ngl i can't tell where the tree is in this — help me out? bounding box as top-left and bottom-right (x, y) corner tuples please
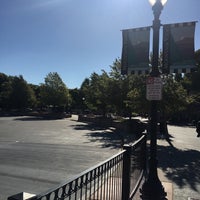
(125, 75), (149, 117)
(0, 73), (12, 110)
(78, 57), (197, 125)
(40, 72), (70, 111)
(109, 58), (124, 80)
(108, 59), (128, 115)
(0, 74), (37, 110)
(173, 49), (200, 122)
(160, 75), (188, 123)
(69, 88), (83, 112)
(29, 84), (41, 108)
(9, 75), (36, 109)
(80, 72), (111, 115)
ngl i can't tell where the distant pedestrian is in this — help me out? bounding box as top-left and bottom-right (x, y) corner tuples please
(196, 121), (200, 137)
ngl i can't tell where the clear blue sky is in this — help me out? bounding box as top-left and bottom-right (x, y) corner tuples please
(0, 0), (199, 89)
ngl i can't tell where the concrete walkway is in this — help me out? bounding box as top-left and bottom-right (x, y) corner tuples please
(156, 125), (200, 200)
(133, 124), (200, 200)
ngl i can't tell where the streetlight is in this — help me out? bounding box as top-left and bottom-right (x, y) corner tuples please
(149, 0), (167, 6)
(141, 0), (167, 199)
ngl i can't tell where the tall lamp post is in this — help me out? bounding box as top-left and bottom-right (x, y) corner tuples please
(141, 0), (167, 199)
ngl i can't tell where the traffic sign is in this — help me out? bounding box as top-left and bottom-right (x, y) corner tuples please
(146, 77), (162, 100)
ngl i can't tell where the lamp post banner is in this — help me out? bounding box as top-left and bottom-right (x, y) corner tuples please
(162, 21), (197, 74)
(121, 27), (150, 75)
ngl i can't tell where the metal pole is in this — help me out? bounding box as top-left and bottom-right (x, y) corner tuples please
(141, 1), (167, 199)
(122, 145), (131, 200)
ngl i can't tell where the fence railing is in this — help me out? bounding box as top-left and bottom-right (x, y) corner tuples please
(8, 135), (146, 200)
(122, 135), (147, 200)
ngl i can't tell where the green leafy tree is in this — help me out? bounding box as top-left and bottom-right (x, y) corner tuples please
(80, 78), (95, 112)
(40, 72), (70, 111)
(174, 49), (200, 122)
(29, 84), (41, 108)
(69, 88), (83, 112)
(0, 73), (12, 110)
(190, 54), (200, 92)
(9, 75), (36, 109)
(80, 72), (111, 115)
(78, 57), (195, 124)
(0, 74), (36, 110)
(125, 75), (149, 117)
(108, 59), (128, 115)
(160, 75), (188, 122)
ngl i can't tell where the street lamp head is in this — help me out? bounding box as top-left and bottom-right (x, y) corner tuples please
(149, 0), (167, 18)
(149, 0), (167, 6)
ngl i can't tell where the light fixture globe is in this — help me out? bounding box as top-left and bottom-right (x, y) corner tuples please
(149, 0), (167, 6)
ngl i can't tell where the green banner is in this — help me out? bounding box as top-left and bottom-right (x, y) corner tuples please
(121, 27), (150, 75)
(163, 21), (196, 74)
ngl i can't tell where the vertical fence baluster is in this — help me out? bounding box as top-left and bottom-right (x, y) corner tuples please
(108, 161), (111, 200)
(100, 165), (103, 200)
(79, 176), (83, 200)
(85, 174), (88, 200)
(92, 170), (94, 198)
(113, 158), (116, 200)
(119, 155), (122, 199)
(110, 159), (114, 200)
(105, 163), (108, 199)
(103, 163), (106, 200)
(119, 155), (123, 199)
(89, 171), (92, 198)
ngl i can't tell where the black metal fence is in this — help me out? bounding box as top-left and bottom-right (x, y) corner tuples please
(122, 135), (147, 200)
(8, 135), (146, 200)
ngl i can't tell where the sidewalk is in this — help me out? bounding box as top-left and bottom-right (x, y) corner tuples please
(133, 178), (173, 200)
(155, 125), (200, 200)
(133, 124), (200, 200)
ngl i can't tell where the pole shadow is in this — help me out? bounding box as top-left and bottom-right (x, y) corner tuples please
(157, 144), (200, 191)
(71, 123), (139, 149)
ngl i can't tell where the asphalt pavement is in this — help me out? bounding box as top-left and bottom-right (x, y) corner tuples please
(0, 115), (119, 199)
(0, 115), (200, 200)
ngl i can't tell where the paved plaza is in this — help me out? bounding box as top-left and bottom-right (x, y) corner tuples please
(157, 125), (200, 199)
(0, 115), (119, 199)
(0, 115), (200, 199)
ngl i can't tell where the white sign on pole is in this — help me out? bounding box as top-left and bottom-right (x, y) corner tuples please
(146, 77), (162, 101)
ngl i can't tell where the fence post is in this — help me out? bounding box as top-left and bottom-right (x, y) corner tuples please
(142, 135), (147, 172)
(122, 144), (131, 200)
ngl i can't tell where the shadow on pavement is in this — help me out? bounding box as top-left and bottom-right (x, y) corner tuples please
(71, 123), (139, 149)
(71, 123), (107, 131)
(157, 144), (200, 191)
(13, 116), (46, 121)
(157, 133), (174, 147)
(85, 131), (125, 149)
(13, 116), (67, 121)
